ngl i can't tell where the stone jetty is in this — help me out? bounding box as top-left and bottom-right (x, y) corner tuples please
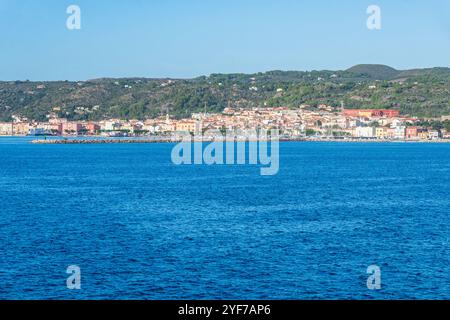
(31, 139), (176, 144)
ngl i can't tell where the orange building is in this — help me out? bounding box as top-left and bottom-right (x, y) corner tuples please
(343, 109), (400, 118)
(87, 123), (101, 134)
(406, 127), (419, 139)
(62, 122), (82, 134)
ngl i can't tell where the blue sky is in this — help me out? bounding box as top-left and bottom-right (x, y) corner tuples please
(0, 0), (449, 80)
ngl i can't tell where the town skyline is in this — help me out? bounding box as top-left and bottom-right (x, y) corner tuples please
(2, 105), (449, 142)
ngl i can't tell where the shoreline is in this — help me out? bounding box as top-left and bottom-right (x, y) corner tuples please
(28, 137), (450, 144)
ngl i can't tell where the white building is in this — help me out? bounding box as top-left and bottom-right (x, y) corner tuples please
(428, 130), (440, 140)
(393, 126), (406, 139)
(101, 120), (122, 131)
(354, 126), (376, 138)
(0, 122), (13, 135)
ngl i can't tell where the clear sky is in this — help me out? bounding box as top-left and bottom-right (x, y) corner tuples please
(0, 0), (449, 80)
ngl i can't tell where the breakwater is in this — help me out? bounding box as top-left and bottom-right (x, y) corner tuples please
(31, 138), (450, 144)
(31, 139), (176, 144)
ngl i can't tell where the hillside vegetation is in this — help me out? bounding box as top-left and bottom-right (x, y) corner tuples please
(0, 65), (449, 121)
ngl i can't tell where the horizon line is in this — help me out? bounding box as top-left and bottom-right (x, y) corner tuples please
(2, 64), (450, 83)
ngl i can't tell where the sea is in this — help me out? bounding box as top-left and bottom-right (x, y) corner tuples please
(0, 137), (449, 299)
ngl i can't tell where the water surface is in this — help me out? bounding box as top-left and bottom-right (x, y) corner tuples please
(0, 138), (449, 299)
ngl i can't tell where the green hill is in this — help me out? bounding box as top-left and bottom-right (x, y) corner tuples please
(1, 65), (449, 121)
(346, 64), (401, 80)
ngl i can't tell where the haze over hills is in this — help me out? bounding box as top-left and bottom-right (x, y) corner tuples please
(0, 64), (449, 122)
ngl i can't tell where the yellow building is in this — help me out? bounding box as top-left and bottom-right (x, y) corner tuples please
(359, 111), (373, 118)
(375, 127), (388, 139)
(175, 120), (198, 133)
(418, 130), (428, 140)
(12, 122), (31, 135)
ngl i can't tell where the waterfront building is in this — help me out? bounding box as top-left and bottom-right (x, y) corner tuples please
(385, 128), (396, 139)
(62, 122), (82, 135)
(375, 127), (389, 139)
(40, 122), (62, 135)
(87, 123), (101, 135)
(353, 126), (376, 138)
(428, 130), (440, 140)
(405, 127), (419, 139)
(0, 122), (13, 135)
(12, 122), (31, 135)
(417, 129), (429, 140)
(102, 120), (122, 132)
(442, 130), (450, 139)
(28, 128), (47, 136)
(393, 126), (406, 139)
(120, 122), (134, 133)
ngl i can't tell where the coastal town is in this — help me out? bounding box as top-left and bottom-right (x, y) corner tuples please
(0, 105), (449, 141)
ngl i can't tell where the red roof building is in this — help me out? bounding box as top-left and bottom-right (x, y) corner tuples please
(343, 109), (400, 118)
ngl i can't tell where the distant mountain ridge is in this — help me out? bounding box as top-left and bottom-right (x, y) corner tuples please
(346, 64), (450, 80)
(1, 64), (449, 121)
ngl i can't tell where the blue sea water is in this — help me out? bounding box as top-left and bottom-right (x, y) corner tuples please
(0, 137), (449, 300)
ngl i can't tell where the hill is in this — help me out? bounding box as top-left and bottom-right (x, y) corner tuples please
(0, 65), (449, 121)
(346, 64), (401, 80)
